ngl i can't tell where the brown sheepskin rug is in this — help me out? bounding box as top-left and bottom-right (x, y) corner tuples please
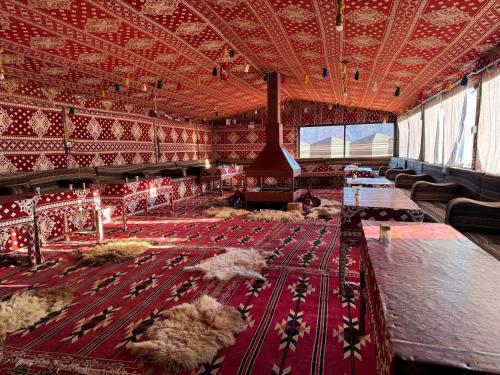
(128, 294), (246, 371)
(0, 285), (73, 344)
(305, 199), (342, 220)
(203, 206), (305, 223)
(77, 239), (156, 267)
(203, 198), (342, 222)
(185, 247), (272, 281)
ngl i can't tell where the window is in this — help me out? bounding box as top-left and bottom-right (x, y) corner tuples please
(299, 123), (394, 158)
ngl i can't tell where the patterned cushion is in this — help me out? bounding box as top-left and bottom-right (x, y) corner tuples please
(406, 160), (423, 174)
(480, 174), (500, 202)
(416, 200), (447, 223)
(422, 164), (447, 182)
(445, 168), (484, 199)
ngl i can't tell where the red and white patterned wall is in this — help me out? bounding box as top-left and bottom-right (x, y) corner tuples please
(0, 96), (214, 173)
(213, 100), (397, 160)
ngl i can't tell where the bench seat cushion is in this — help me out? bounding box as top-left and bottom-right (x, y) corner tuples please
(416, 200), (447, 223)
(480, 174), (500, 202)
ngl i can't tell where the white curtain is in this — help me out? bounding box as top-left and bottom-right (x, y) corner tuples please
(477, 67), (500, 174)
(442, 86), (467, 166)
(397, 118), (409, 157)
(423, 95), (443, 164)
(407, 110), (422, 159)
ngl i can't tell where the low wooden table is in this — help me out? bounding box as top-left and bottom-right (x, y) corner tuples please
(345, 177), (394, 188)
(339, 187), (423, 294)
(360, 221), (500, 374)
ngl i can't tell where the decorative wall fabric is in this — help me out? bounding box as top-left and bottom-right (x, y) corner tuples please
(0, 101), (66, 173)
(476, 68), (500, 174)
(213, 101), (396, 160)
(68, 113), (157, 168)
(0, 97), (214, 173)
(157, 119), (213, 163)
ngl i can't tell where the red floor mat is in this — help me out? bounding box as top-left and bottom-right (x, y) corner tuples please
(0, 189), (375, 375)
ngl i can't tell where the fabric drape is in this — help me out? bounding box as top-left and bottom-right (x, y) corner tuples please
(476, 67), (500, 174)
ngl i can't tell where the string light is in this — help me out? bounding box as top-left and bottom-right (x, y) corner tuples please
(141, 83), (147, 92)
(446, 80), (453, 91)
(244, 63), (250, 73)
(354, 70), (360, 81)
(114, 83), (121, 92)
(0, 48), (5, 80)
(212, 67), (218, 77)
(303, 74), (309, 84)
(156, 80), (164, 89)
(460, 75), (469, 86)
(322, 68), (328, 78)
(372, 82), (378, 92)
(394, 86), (401, 97)
(336, 0), (344, 32)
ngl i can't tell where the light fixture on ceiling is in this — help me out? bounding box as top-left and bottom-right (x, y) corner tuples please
(336, 0), (344, 32)
(244, 63), (250, 73)
(372, 82), (378, 92)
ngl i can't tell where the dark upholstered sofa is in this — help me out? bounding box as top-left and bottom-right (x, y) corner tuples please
(378, 157), (406, 177)
(393, 163), (500, 260)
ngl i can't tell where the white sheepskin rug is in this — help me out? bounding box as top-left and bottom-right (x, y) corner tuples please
(0, 285), (73, 344)
(128, 294), (246, 371)
(77, 239), (156, 267)
(185, 247), (270, 281)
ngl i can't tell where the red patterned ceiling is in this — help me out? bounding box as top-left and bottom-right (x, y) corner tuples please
(0, 0), (498, 118)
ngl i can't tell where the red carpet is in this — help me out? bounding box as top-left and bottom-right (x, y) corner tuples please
(0, 189), (375, 375)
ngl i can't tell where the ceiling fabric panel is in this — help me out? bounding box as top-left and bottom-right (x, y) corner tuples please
(0, 0), (497, 118)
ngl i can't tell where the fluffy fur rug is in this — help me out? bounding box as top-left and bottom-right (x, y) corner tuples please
(185, 247), (271, 281)
(0, 285), (73, 344)
(128, 295), (246, 371)
(77, 239), (156, 267)
(203, 198), (341, 222)
(305, 199), (342, 220)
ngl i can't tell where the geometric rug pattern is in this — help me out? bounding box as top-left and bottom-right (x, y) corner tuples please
(0, 189), (376, 375)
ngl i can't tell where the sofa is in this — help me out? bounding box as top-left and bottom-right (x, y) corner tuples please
(394, 164), (500, 260)
(378, 157), (406, 176)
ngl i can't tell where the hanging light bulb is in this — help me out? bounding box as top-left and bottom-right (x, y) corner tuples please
(304, 74), (309, 84)
(68, 107), (76, 115)
(336, 0), (344, 32)
(212, 67), (218, 77)
(394, 86), (401, 97)
(304, 107), (308, 114)
(460, 75), (469, 86)
(354, 70), (360, 81)
(372, 82), (378, 92)
(114, 83), (121, 92)
(156, 80), (164, 89)
(142, 83), (147, 92)
(244, 63), (250, 73)
(100, 89), (106, 97)
(263, 72), (269, 82)
(446, 80), (453, 91)
(0, 48), (4, 80)
(123, 77), (130, 86)
(328, 104), (333, 110)
(229, 49), (235, 59)
(204, 157), (211, 169)
(322, 68), (329, 78)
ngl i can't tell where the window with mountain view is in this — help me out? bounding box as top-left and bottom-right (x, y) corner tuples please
(299, 123), (395, 158)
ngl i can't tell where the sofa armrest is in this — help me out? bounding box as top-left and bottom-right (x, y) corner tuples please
(395, 174), (430, 189)
(446, 198), (500, 231)
(378, 166), (389, 176)
(386, 168), (414, 181)
(411, 181), (461, 202)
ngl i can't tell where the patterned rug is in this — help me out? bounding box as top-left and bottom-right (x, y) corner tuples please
(0, 189), (376, 375)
